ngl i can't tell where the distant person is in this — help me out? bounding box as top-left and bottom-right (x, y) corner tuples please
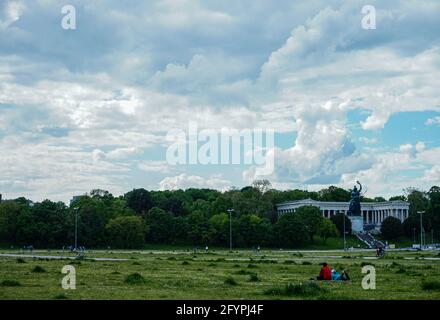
(331, 269), (341, 281)
(205, 245), (209, 253)
(376, 247), (385, 257)
(341, 270), (350, 281)
(316, 263), (332, 281)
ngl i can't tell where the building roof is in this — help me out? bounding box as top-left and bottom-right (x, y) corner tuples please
(276, 198), (409, 209)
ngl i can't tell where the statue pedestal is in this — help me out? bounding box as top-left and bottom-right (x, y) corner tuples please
(349, 216), (364, 233)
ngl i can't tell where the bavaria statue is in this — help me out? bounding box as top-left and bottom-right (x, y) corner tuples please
(347, 181), (362, 216)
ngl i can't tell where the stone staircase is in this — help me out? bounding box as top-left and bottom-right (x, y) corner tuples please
(355, 231), (385, 249)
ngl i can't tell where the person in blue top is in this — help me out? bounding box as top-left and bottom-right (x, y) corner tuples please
(331, 269), (341, 280)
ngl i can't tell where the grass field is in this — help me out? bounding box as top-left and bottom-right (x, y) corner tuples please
(1, 248), (439, 300)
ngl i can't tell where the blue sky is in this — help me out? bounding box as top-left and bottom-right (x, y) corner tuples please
(0, 0), (440, 202)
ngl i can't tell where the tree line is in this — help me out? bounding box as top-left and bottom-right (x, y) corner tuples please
(0, 182), (439, 248)
(380, 186), (440, 242)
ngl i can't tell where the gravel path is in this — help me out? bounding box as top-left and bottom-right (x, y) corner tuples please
(0, 253), (128, 261)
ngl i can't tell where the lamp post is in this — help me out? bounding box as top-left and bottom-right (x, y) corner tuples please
(227, 209), (234, 253)
(417, 211), (425, 250)
(74, 207), (79, 250)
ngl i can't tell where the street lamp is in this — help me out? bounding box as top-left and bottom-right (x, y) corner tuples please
(73, 207), (79, 250)
(227, 209), (234, 252)
(417, 211), (425, 250)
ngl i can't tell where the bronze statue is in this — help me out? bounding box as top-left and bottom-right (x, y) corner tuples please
(347, 181), (362, 216)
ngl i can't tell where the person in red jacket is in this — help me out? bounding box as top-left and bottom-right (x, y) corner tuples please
(316, 262), (332, 281)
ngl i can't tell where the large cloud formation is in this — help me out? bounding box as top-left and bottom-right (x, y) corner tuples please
(1, 0), (439, 202)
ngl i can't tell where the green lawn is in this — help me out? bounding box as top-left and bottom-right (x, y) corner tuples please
(0, 248), (439, 300)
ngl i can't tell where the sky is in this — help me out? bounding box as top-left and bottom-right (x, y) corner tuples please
(0, 0), (440, 203)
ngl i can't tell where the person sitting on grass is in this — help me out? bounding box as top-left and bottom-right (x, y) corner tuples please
(341, 270), (350, 281)
(331, 269), (341, 280)
(316, 262), (332, 281)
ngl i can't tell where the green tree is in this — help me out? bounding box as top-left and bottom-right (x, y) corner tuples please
(295, 206), (324, 242)
(273, 213), (307, 248)
(231, 187), (273, 218)
(381, 217), (403, 240)
(187, 210), (214, 245)
(124, 188), (153, 215)
(185, 199), (212, 217)
(209, 213), (229, 246)
(406, 188), (429, 216)
(318, 186), (350, 202)
(170, 216), (189, 244)
(276, 189), (319, 203)
(252, 179), (271, 194)
(157, 190), (190, 216)
(0, 201), (22, 244)
(145, 207), (175, 243)
(403, 212), (431, 239)
(330, 213), (352, 235)
(427, 186), (440, 238)
(17, 200), (69, 247)
(211, 194), (233, 217)
(389, 195), (406, 201)
(318, 219), (339, 243)
(90, 189), (113, 200)
(69, 196), (111, 247)
(106, 216), (146, 249)
(237, 214), (271, 247)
